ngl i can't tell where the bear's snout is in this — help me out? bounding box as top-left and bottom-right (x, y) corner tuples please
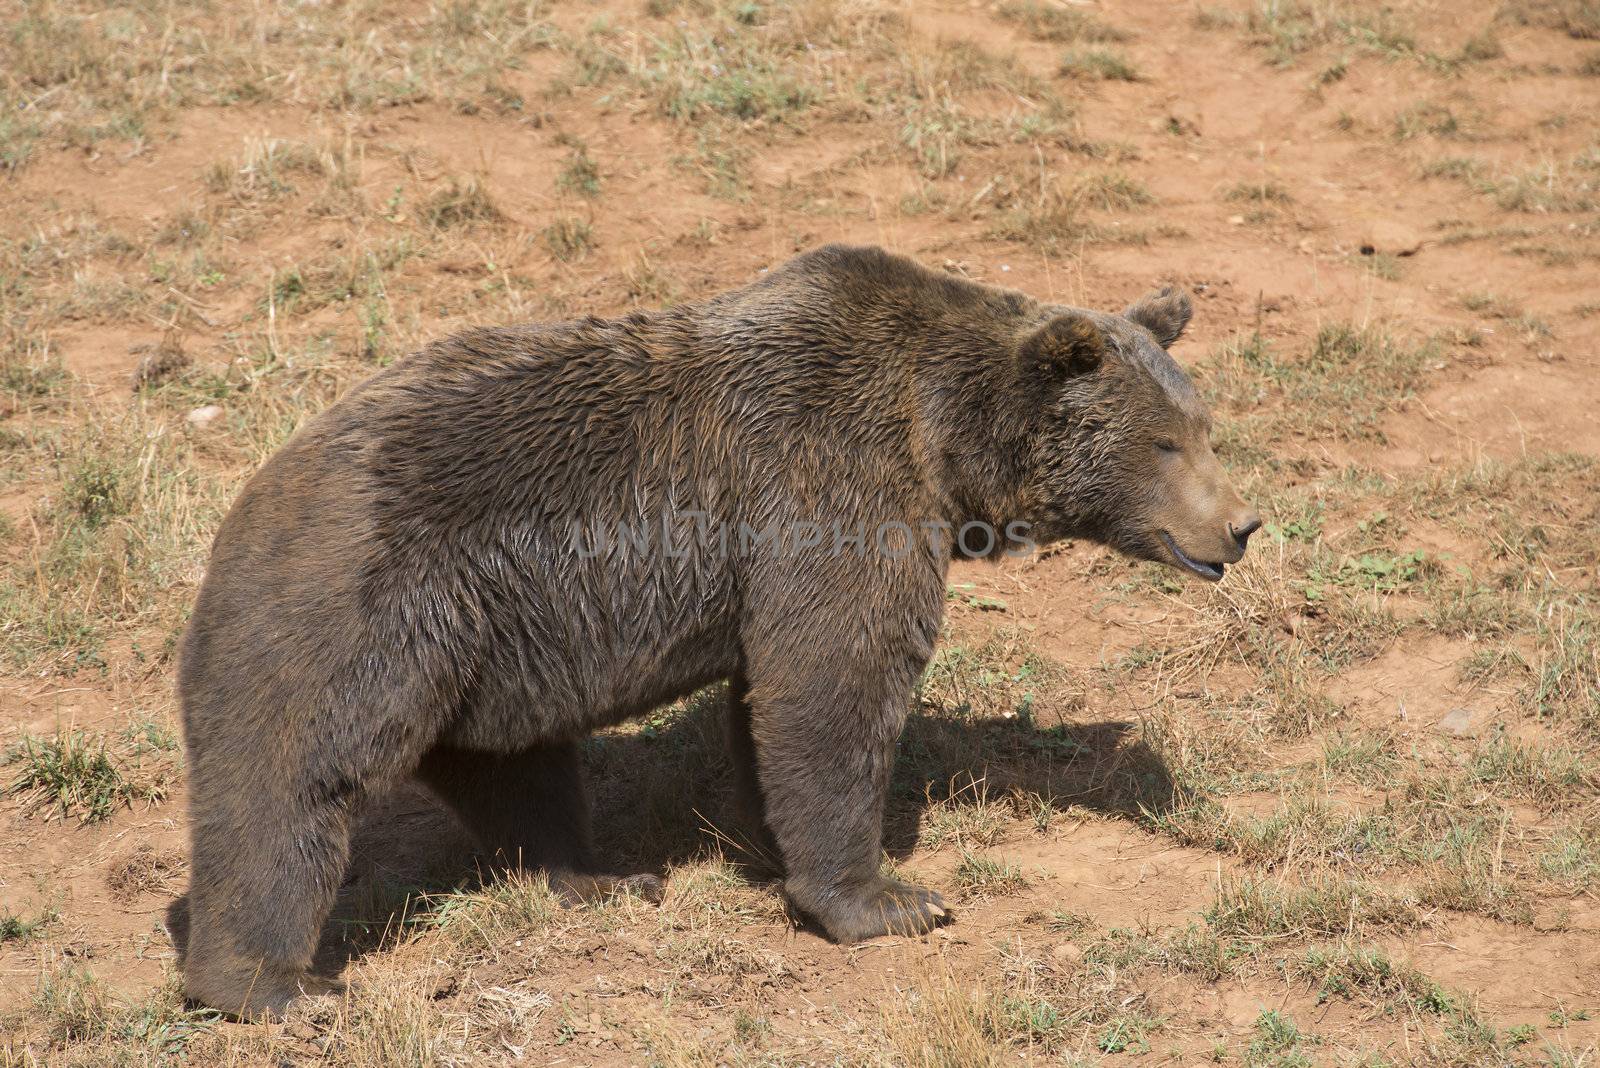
(1228, 512), (1263, 555)
(1155, 482), (1259, 581)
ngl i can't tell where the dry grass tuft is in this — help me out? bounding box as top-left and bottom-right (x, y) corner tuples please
(997, 1), (1128, 43)
(106, 845), (186, 902)
(421, 176), (505, 230)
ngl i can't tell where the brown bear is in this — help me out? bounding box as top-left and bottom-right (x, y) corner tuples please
(176, 243), (1259, 1016)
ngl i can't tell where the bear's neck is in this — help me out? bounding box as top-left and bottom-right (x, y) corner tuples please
(901, 317), (1035, 539)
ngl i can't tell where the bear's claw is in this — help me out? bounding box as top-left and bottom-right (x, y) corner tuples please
(805, 877), (951, 942)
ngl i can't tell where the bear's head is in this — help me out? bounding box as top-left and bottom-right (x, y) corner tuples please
(1015, 286), (1260, 581)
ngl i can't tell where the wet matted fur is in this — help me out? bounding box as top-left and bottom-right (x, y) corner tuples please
(176, 244), (1258, 1016)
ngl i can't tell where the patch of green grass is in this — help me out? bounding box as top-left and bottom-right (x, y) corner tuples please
(1320, 548), (1433, 594)
(679, 123), (748, 199)
(1059, 47), (1139, 81)
(0, 343), (70, 405)
(1465, 732), (1596, 807)
(1097, 1010), (1161, 1055)
(986, 174), (1168, 252)
(1150, 795), (1401, 870)
(954, 851), (1028, 896)
(997, 2), (1127, 43)
(1531, 605), (1600, 733)
(1404, 453), (1597, 584)
(1292, 941), (1452, 1014)
(1193, 7), (1243, 32)
(4, 730), (166, 823)
(1424, 583), (1527, 639)
(1458, 646), (1527, 689)
(1425, 1000), (1530, 1065)
(32, 961), (114, 1046)
(1507, 241), (1600, 268)
(122, 717), (180, 755)
(259, 241), (409, 321)
(900, 37), (1044, 98)
(918, 636), (1081, 726)
(1322, 730), (1398, 783)
(1456, 29), (1504, 62)
(920, 780), (1010, 850)
(1540, 824), (1600, 888)
(1, 905), (58, 943)
(1459, 290), (1518, 316)
(1313, 56), (1348, 84)
(1416, 849), (1535, 927)
(622, 249), (678, 307)
(205, 137), (332, 201)
(898, 100), (989, 179)
(0, 4), (566, 173)
(1509, 313), (1554, 340)
(0, 411), (238, 673)
(555, 135), (602, 198)
(1247, 1009), (1317, 1067)
(881, 969), (1099, 1063)
(0, 115), (42, 173)
(645, 19), (817, 122)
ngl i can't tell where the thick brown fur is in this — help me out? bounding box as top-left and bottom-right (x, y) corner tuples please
(176, 244), (1258, 1016)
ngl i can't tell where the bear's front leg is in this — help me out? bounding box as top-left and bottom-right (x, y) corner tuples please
(741, 614), (947, 942)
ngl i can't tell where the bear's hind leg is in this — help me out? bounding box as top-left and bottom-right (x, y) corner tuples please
(183, 769), (363, 1018)
(415, 740), (662, 902)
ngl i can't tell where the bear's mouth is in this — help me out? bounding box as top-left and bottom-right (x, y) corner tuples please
(1160, 531), (1226, 581)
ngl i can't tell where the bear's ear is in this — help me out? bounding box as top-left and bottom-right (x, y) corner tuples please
(1016, 314), (1105, 381)
(1122, 285), (1193, 349)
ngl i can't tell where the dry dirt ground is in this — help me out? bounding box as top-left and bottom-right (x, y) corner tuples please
(3, 0), (1600, 1064)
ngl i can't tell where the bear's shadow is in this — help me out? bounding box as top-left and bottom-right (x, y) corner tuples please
(165, 693), (1174, 977)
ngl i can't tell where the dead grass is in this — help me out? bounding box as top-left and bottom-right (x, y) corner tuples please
(5, 961), (217, 1064)
(953, 851), (1029, 897)
(996, 1), (1127, 43)
(1204, 874), (1425, 939)
(1500, 0), (1600, 40)
(1195, 0), (1421, 66)
(1202, 323), (1438, 446)
(105, 845), (186, 902)
(1058, 47), (1140, 81)
(421, 175), (505, 230)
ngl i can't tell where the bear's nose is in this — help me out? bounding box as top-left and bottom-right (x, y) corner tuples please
(1230, 513), (1262, 551)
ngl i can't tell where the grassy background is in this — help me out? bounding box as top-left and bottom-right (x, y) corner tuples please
(2, 0), (1599, 1064)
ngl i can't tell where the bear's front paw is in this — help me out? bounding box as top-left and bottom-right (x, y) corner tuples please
(802, 877), (950, 942)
